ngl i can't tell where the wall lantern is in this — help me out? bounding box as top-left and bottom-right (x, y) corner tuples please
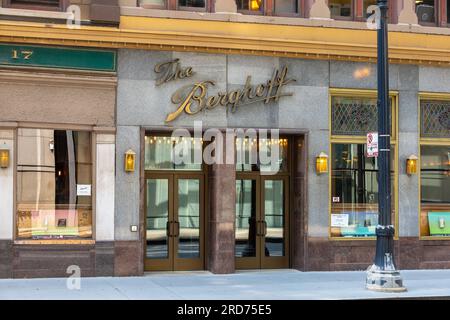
(406, 155), (418, 176)
(124, 149), (136, 172)
(316, 152), (328, 175)
(0, 147), (10, 169)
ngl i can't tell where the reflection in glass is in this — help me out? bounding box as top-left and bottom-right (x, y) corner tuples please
(416, 0), (436, 23)
(420, 145), (450, 237)
(145, 136), (202, 171)
(178, 179), (201, 258)
(179, 0), (205, 7)
(146, 179), (169, 259)
(140, 0), (165, 6)
(363, 0), (377, 18)
(329, 0), (352, 18)
(264, 180), (284, 257)
(331, 143), (395, 238)
(274, 0), (298, 14)
(16, 129), (92, 239)
(235, 180), (257, 257)
(235, 0), (263, 11)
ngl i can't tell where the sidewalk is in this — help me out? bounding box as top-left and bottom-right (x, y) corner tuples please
(1, 269), (450, 300)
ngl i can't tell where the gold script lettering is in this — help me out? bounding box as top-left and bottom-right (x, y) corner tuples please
(155, 59), (195, 86)
(165, 81), (215, 122)
(164, 66), (296, 122)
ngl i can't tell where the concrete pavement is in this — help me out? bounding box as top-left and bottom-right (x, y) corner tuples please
(1, 269), (450, 300)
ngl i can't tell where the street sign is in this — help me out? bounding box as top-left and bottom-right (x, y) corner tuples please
(367, 132), (378, 158)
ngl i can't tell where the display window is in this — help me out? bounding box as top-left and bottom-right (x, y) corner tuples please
(419, 97), (450, 239)
(329, 90), (398, 239)
(16, 128), (93, 240)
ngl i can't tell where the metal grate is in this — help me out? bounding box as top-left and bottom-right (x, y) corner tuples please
(421, 100), (450, 138)
(332, 97), (379, 136)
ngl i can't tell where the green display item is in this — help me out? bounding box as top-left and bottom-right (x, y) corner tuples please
(428, 212), (450, 236)
(341, 225), (376, 237)
(0, 43), (116, 72)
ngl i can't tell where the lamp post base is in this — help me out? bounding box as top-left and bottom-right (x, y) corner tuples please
(366, 265), (407, 292)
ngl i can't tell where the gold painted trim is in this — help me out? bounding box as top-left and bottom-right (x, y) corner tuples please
(328, 89), (399, 241)
(0, 18), (450, 66)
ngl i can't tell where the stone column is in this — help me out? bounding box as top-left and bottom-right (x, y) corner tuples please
(214, 0), (237, 13)
(208, 134), (236, 273)
(0, 129), (14, 278)
(309, 0), (331, 19)
(95, 132), (116, 276)
(114, 125), (143, 276)
(398, 0), (418, 25)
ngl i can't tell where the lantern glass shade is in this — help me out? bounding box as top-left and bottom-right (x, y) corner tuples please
(125, 150), (136, 172)
(0, 149), (9, 168)
(316, 152), (328, 174)
(406, 155), (418, 175)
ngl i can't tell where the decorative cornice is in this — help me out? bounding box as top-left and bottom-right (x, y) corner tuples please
(0, 69), (117, 88)
(0, 17), (449, 66)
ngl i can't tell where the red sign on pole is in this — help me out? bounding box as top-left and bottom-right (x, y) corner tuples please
(367, 132), (379, 158)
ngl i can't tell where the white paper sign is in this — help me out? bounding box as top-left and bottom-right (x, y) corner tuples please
(77, 184), (91, 196)
(331, 214), (349, 227)
(366, 132), (379, 158)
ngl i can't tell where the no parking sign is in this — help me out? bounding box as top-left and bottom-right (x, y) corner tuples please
(367, 132), (378, 158)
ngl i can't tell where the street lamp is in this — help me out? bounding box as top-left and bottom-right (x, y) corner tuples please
(366, 0), (406, 292)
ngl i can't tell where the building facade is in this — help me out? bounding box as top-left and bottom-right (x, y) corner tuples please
(0, 0), (450, 278)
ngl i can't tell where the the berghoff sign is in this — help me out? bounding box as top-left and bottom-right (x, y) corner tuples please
(154, 59), (296, 123)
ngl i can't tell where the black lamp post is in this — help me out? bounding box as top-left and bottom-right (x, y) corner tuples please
(366, 0), (406, 292)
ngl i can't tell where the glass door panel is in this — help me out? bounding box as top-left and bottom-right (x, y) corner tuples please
(146, 178), (172, 264)
(177, 179), (201, 259)
(263, 180), (285, 257)
(261, 177), (289, 269)
(235, 179), (258, 258)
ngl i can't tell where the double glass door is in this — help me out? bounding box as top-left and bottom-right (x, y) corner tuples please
(145, 173), (204, 271)
(235, 176), (289, 269)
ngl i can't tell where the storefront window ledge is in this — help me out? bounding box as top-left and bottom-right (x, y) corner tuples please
(419, 236), (450, 242)
(14, 240), (96, 245)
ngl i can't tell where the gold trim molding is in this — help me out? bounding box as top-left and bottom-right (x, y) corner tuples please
(0, 17), (450, 66)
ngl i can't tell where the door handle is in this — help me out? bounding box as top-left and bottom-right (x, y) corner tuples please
(166, 221), (172, 237)
(173, 221), (180, 237)
(262, 221), (267, 236)
(256, 220), (262, 237)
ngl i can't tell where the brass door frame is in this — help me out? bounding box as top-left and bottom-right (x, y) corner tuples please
(235, 174), (262, 270)
(144, 173), (174, 271)
(173, 173), (205, 271)
(260, 175), (290, 269)
(235, 175), (290, 270)
(144, 171), (205, 271)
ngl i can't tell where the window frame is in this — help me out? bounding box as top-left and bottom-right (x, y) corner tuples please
(418, 93), (450, 240)
(2, 0), (68, 11)
(328, 88), (399, 241)
(414, 0), (449, 26)
(13, 124), (96, 245)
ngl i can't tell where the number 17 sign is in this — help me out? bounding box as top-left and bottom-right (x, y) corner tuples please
(367, 132), (378, 158)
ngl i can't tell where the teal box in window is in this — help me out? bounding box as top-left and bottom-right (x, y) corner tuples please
(428, 212), (450, 236)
